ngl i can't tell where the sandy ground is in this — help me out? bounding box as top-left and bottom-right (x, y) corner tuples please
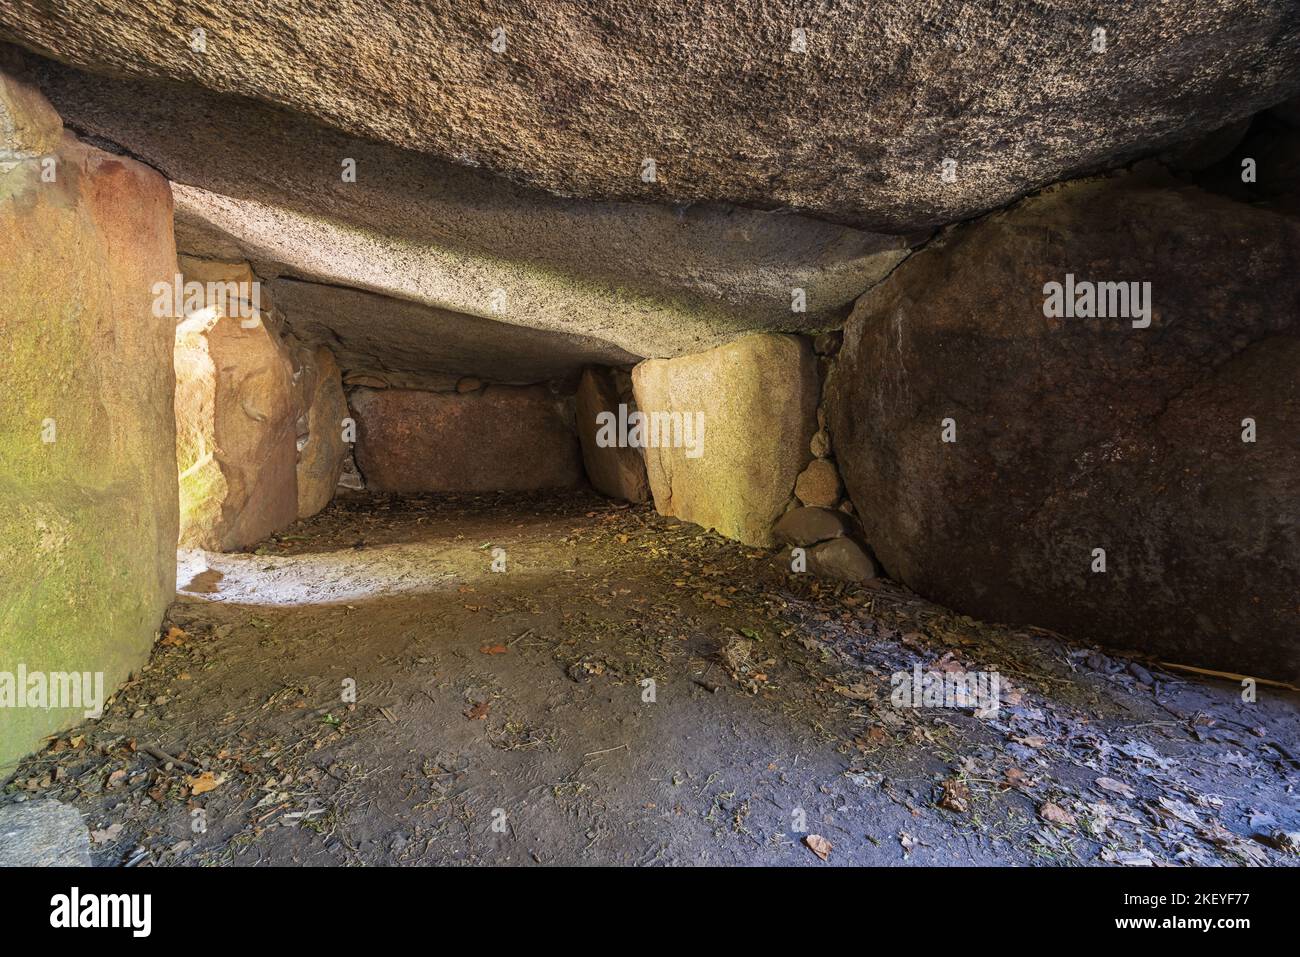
(4, 491), (1298, 866)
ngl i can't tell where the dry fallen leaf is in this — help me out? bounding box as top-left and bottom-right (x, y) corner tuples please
(1096, 776), (1136, 799)
(938, 779), (970, 813)
(1102, 848), (1157, 867)
(159, 626), (187, 647)
(1201, 822), (1270, 865)
(929, 652), (965, 674)
(479, 644), (509, 655)
(859, 726), (890, 747)
(188, 771), (224, 795)
(1155, 796), (1203, 827)
(90, 823), (123, 844)
(1262, 830), (1300, 855)
(834, 682), (876, 702)
(1003, 767), (1033, 790)
(804, 834), (833, 861)
(1039, 802), (1076, 826)
(464, 701), (490, 720)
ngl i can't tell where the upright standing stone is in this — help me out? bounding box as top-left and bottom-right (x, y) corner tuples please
(296, 345), (349, 518)
(575, 366), (650, 503)
(351, 385), (584, 493)
(173, 258), (298, 551)
(632, 334), (817, 547)
(0, 68), (178, 770)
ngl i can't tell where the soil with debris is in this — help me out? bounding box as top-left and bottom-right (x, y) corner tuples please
(4, 492), (1298, 866)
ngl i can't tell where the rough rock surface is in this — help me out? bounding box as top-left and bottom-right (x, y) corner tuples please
(10, 51), (908, 363)
(794, 459), (843, 508)
(773, 507), (853, 547)
(632, 334), (817, 547)
(174, 258), (299, 551)
(0, 48), (59, 159)
(174, 320), (226, 540)
(829, 172), (1300, 681)
(0, 800), (90, 866)
(807, 538), (879, 583)
(1181, 113), (1300, 222)
(4, 2), (1299, 229)
(271, 278), (637, 387)
(809, 430), (831, 458)
(0, 75), (177, 770)
(575, 367), (650, 504)
(351, 386), (583, 494)
(296, 345), (349, 519)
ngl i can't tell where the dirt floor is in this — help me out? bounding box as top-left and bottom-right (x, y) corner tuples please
(4, 491), (1298, 866)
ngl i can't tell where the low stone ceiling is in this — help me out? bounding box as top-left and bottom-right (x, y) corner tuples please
(3, 2), (1300, 380)
(270, 278), (639, 388)
(20, 52), (908, 364)
(3, 0), (1299, 229)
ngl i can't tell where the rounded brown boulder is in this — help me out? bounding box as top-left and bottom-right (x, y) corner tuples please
(828, 172), (1300, 682)
(794, 459), (843, 508)
(773, 506), (854, 547)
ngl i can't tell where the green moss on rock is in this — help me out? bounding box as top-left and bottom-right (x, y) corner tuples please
(0, 103), (178, 774)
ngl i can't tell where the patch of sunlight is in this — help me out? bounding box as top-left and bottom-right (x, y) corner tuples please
(175, 544), (464, 607)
